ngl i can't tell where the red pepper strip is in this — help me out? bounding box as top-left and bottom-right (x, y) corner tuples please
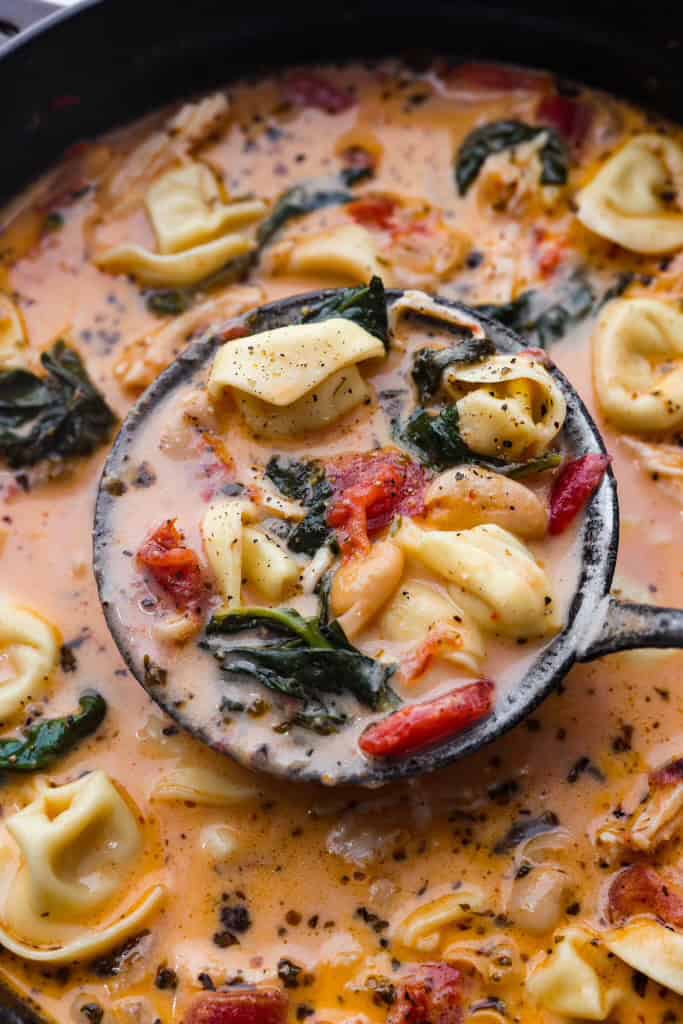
(536, 94), (594, 149)
(283, 71), (354, 114)
(548, 454), (610, 536)
(218, 323), (250, 342)
(607, 863), (683, 928)
(388, 964), (463, 1024)
(137, 519), (203, 612)
(359, 680), (495, 758)
(185, 990), (288, 1024)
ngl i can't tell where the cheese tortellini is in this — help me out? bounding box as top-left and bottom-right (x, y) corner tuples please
(592, 298), (683, 432)
(379, 579), (485, 674)
(576, 134), (683, 253)
(0, 771), (164, 963)
(151, 763), (259, 806)
(0, 596), (60, 722)
(97, 159), (263, 286)
(201, 499), (300, 607)
(284, 223), (383, 284)
(394, 886), (486, 953)
(145, 163), (266, 254)
(442, 354), (566, 460)
(526, 926), (626, 1020)
(604, 919), (683, 996)
(208, 317), (384, 436)
(0, 294), (28, 369)
(395, 520), (558, 638)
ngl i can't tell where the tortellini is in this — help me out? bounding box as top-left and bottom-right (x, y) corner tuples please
(95, 231), (254, 287)
(145, 162), (266, 254)
(0, 294), (27, 369)
(0, 771), (164, 963)
(394, 886), (486, 953)
(442, 354), (566, 460)
(0, 596), (60, 722)
(592, 298), (683, 433)
(526, 926), (625, 1020)
(208, 317), (384, 436)
(330, 540), (404, 639)
(395, 520), (558, 637)
(379, 579), (485, 674)
(284, 223), (383, 283)
(576, 134), (683, 253)
(241, 526), (300, 600)
(424, 465), (549, 539)
(604, 919), (683, 996)
(151, 764), (259, 806)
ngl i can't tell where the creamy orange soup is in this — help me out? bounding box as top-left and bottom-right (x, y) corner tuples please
(1, 58), (683, 1024)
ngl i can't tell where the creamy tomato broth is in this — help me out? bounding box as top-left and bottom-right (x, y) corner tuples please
(0, 58), (683, 1024)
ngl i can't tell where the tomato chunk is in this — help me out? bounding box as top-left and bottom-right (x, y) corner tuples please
(548, 454), (610, 535)
(137, 519), (203, 612)
(537, 94), (593, 149)
(607, 863), (683, 928)
(283, 71), (354, 114)
(388, 964), (463, 1024)
(326, 451), (427, 558)
(348, 197), (398, 231)
(444, 61), (550, 94)
(185, 989), (288, 1024)
(359, 680), (494, 758)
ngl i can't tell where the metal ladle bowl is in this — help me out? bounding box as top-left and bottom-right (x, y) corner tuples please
(93, 288), (683, 786)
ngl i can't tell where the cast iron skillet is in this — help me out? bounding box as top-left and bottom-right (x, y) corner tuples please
(2, 0), (683, 1019)
(93, 290), (683, 788)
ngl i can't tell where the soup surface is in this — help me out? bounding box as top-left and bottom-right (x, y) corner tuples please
(1, 58), (683, 1024)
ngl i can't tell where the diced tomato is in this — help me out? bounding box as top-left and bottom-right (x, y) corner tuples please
(185, 989), (288, 1024)
(548, 454), (610, 536)
(444, 61), (550, 94)
(607, 863), (683, 928)
(137, 519), (203, 612)
(359, 680), (494, 759)
(388, 964), (463, 1024)
(283, 72), (354, 114)
(537, 94), (593, 150)
(401, 623), (465, 684)
(348, 196), (398, 232)
(326, 451), (428, 558)
(537, 243), (564, 278)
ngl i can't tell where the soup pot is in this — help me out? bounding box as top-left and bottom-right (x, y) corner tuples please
(1, 1), (683, 1019)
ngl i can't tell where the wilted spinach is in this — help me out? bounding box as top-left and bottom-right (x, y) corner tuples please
(302, 276), (389, 349)
(205, 606), (398, 734)
(265, 455), (333, 556)
(411, 335), (496, 402)
(0, 341), (117, 468)
(493, 811), (560, 854)
(456, 120), (568, 196)
(257, 176), (354, 248)
(395, 404), (561, 478)
(0, 692), (107, 772)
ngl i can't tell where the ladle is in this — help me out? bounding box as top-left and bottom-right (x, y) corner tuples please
(93, 288), (683, 786)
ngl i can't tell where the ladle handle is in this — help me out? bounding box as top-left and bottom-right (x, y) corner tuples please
(579, 598), (683, 662)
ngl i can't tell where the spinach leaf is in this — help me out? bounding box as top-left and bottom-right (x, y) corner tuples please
(0, 692), (107, 772)
(302, 276), (389, 348)
(396, 405), (472, 469)
(395, 405), (561, 478)
(257, 179), (353, 249)
(208, 645), (396, 713)
(455, 120), (569, 196)
(265, 455), (333, 557)
(0, 341), (117, 468)
(146, 288), (194, 317)
(476, 272), (595, 349)
(412, 336), (496, 402)
(494, 811), (560, 855)
(205, 605), (398, 729)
